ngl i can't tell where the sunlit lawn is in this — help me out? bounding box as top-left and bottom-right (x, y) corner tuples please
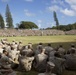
(0, 35), (76, 45)
(0, 35), (76, 75)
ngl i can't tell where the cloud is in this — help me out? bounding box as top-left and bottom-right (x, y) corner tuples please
(59, 0), (76, 16)
(1, 0), (10, 2)
(37, 20), (42, 23)
(46, 1), (76, 16)
(46, 5), (60, 12)
(60, 8), (75, 16)
(37, 20), (42, 28)
(51, 0), (65, 6)
(51, 23), (56, 27)
(65, 0), (76, 5)
(38, 24), (41, 28)
(24, 9), (35, 17)
(25, 0), (33, 2)
(71, 5), (76, 11)
(65, 0), (76, 11)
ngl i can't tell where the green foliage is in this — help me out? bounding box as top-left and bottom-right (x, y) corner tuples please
(52, 22), (76, 31)
(18, 21), (38, 29)
(0, 14), (5, 28)
(53, 11), (59, 29)
(5, 4), (14, 28)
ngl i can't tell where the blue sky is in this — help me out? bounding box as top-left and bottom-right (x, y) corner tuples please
(0, 0), (76, 28)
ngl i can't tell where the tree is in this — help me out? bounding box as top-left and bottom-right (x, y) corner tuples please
(18, 21), (38, 29)
(0, 14), (5, 28)
(53, 11), (59, 29)
(73, 23), (76, 29)
(51, 22), (76, 31)
(5, 4), (14, 28)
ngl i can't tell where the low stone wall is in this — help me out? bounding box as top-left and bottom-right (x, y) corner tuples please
(65, 30), (76, 35)
(0, 29), (75, 37)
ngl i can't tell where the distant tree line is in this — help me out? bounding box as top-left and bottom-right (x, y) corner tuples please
(46, 23), (76, 31)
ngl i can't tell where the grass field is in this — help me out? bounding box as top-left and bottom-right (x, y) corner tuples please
(0, 35), (76, 50)
(0, 35), (76, 75)
(0, 35), (76, 44)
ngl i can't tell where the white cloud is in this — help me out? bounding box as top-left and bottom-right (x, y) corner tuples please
(25, 0), (33, 2)
(51, 23), (55, 27)
(71, 5), (76, 11)
(24, 9), (35, 17)
(47, 5), (60, 12)
(46, 0), (76, 17)
(37, 20), (42, 23)
(51, 0), (65, 6)
(65, 0), (76, 5)
(62, 0), (76, 16)
(25, 12), (35, 17)
(65, 0), (76, 11)
(60, 8), (75, 16)
(38, 24), (41, 28)
(1, 0), (10, 2)
(37, 20), (42, 28)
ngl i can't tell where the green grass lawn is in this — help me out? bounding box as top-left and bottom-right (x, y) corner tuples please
(0, 35), (76, 75)
(0, 35), (76, 45)
(0, 35), (76, 50)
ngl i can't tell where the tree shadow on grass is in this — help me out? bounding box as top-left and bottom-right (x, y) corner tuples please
(33, 42), (76, 50)
(32, 42), (76, 75)
(17, 42), (76, 75)
(16, 69), (38, 75)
